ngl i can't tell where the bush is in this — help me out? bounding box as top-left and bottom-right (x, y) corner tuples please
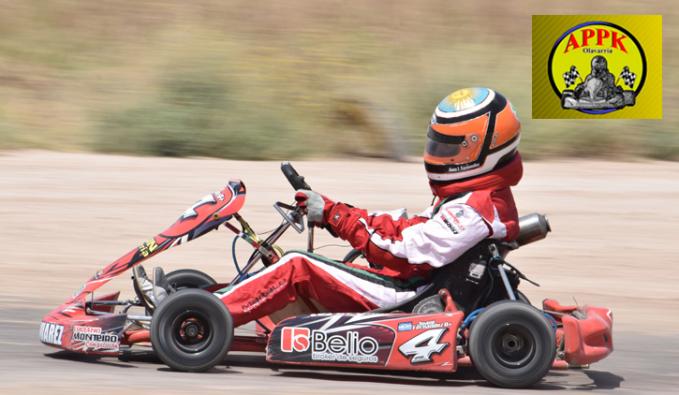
(94, 68), (304, 159)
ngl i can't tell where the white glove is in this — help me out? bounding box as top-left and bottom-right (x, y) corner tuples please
(295, 189), (325, 224)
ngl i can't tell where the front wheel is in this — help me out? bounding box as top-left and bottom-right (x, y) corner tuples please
(469, 301), (555, 388)
(151, 289), (233, 372)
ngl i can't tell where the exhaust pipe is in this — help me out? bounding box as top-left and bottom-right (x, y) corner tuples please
(516, 213), (551, 247)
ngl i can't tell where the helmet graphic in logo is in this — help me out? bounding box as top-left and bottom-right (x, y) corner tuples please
(548, 21), (646, 114)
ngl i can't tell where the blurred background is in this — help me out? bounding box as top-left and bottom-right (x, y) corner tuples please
(0, 0), (676, 161)
(1, 2), (679, 393)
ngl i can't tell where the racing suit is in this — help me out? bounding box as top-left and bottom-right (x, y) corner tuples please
(219, 154), (523, 327)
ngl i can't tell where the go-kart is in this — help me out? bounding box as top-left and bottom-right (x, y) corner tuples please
(40, 162), (613, 388)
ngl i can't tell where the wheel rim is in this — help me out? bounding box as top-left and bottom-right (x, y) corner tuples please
(170, 309), (213, 353)
(491, 323), (536, 368)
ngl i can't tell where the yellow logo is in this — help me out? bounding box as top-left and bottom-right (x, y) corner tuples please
(532, 15), (662, 119)
(549, 21), (644, 114)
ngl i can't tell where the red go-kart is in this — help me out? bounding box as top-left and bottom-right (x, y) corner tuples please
(40, 163), (613, 388)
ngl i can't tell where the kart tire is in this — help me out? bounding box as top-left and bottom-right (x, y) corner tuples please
(516, 290), (531, 305)
(165, 269), (217, 290)
(412, 294), (444, 314)
(469, 300), (555, 388)
(151, 289), (233, 372)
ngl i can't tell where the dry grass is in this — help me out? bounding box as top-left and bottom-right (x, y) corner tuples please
(0, 0), (676, 159)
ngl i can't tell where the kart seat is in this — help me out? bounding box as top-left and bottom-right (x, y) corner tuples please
(367, 240), (500, 314)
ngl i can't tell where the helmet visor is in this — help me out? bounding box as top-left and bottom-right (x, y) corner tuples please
(425, 139), (462, 158)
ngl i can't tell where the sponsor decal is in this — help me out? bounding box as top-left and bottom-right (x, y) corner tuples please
(443, 208), (467, 234)
(444, 162), (480, 173)
(397, 322), (413, 332)
(532, 15), (662, 119)
(281, 327), (380, 364)
(71, 326), (119, 351)
(414, 320), (451, 330)
(138, 239), (159, 258)
(281, 327), (310, 352)
(398, 328), (448, 364)
(270, 315), (396, 366)
(311, 331), (379, 363)
(441, 216), (459, 235)
(242, 279), (286, 313)
(39, 322), (64, 346)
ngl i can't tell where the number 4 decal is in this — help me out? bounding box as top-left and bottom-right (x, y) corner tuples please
(398, 328), (448, 364)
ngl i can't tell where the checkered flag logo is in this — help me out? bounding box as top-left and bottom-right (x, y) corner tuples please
(619, 66), (636, 88)
(562, 66), (580, 88)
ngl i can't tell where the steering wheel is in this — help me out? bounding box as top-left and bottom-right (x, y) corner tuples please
(281, 162), (346, 252)
(272, 162), (312, 234)
(280, 162), (311, 191)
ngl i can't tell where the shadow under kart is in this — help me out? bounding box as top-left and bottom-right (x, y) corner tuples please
(40, 162), (613, 388)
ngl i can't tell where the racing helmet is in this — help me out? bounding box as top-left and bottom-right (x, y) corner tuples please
(425, 87), (520, 183)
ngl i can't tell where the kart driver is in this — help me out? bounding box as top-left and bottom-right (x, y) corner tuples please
(220, 87), (523, 327)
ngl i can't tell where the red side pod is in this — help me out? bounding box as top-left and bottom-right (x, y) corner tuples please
(266, 311), (464, 373)
(385, 312), (463, 372)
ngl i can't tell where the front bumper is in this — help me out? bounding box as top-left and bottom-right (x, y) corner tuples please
(543, 299), (613, 366)
(40, 292), (127, 356)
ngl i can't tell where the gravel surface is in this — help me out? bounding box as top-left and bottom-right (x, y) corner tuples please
(1, 151), (678, 393)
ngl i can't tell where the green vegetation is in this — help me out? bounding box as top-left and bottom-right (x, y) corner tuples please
(1, 1), (677, 160)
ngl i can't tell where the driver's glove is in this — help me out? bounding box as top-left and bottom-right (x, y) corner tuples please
(295, 189), (326, 225)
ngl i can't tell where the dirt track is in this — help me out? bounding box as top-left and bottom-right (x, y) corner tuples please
(1, 151), (678, 394)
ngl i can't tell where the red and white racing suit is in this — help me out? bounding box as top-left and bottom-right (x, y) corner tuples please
(219, 183), (521, 327)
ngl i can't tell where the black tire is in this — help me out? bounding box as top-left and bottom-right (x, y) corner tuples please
(151, 289), (233, 372)
(412, 294), (444, 314)
(516, 290), (531, 305)
(469, 301), (555, 388)
(165, 269), (217, 290)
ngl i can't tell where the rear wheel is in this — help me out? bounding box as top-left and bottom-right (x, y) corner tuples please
(469, 301), (555, 388)
(516, 290), (531, 305)
(412, 294), (444, 314)
(165, 269), (217, 290)
(151, 289), (233, 372)
(412, 290), (530, 314)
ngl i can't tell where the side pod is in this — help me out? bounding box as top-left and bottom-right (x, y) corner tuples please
(266, 311), (464, 372)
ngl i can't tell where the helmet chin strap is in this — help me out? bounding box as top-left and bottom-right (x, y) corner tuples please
(429, 152), (523, 198)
